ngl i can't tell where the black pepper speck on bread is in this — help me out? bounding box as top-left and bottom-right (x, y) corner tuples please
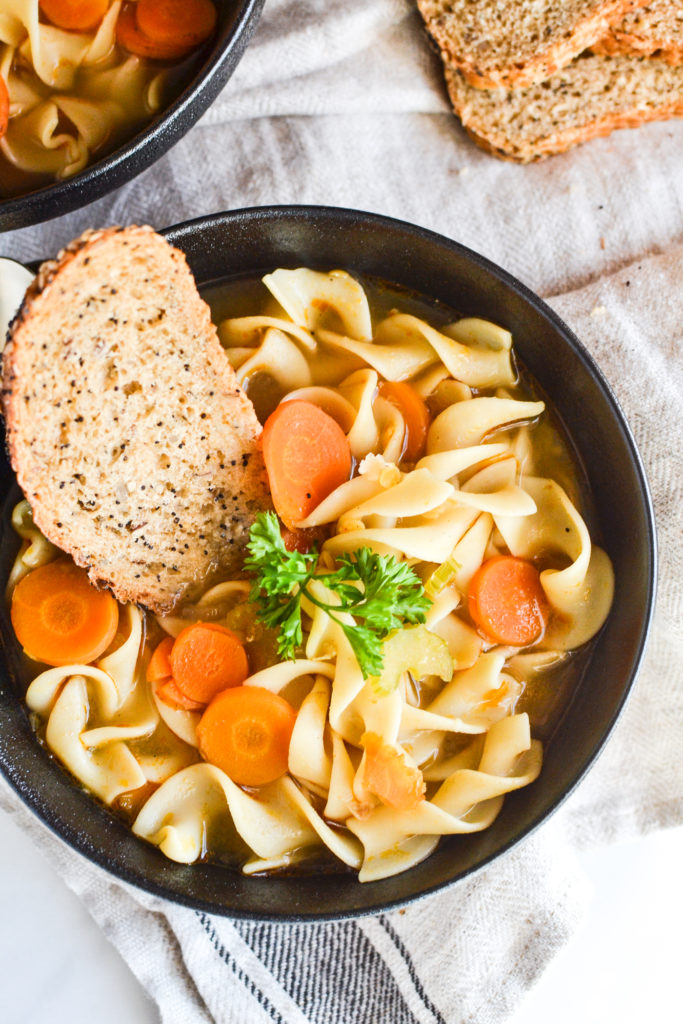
(2, 226), (271, 612)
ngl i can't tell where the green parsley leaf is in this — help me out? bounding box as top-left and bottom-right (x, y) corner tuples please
(245, 512), (430, 678)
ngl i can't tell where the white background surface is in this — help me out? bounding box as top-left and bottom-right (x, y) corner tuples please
(0, 806), (679, 1024)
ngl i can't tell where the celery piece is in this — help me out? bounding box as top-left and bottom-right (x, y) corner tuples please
(370, 625), (453, 697)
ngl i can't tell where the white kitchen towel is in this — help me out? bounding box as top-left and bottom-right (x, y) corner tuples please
(0, 2), (682, 1023)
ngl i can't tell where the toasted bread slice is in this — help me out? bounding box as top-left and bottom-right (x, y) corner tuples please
(418, 0), (650, 89)
(591, 0), (683, 65)
(444, 53), (683, 162)
(2, 226), (270, 613)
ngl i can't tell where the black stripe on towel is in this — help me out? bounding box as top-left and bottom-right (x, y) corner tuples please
(236, 919), (422, 1024)
(378, 915), (447, 1024)
(198, 912), (287, 1024)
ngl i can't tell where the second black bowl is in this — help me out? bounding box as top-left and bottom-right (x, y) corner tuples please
(0, 0), (264, 232)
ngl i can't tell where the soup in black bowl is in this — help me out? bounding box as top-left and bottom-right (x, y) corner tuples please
(0, 207), (656, 920)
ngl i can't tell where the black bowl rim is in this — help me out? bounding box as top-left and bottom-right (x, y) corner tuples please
(0, 0), (265, 233)
(0, 205), (657, 921)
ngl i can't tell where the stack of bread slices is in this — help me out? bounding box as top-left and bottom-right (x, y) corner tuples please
(417, 0), (683, 161)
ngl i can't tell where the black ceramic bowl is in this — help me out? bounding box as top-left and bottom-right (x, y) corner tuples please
(0, 1), (264, 232)
(0, 207), (656, 920)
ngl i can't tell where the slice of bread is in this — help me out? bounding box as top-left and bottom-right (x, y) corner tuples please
(2, 226), (270, 613)
(417, 0), (650, 89)
(445, 53), (683, 162)
(591, 0), (683, 65)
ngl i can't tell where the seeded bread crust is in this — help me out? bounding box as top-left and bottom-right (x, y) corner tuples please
(418, 0), (650, 89)
(444, 54), (683, 162)
(591, 0), (683, 65)
(2, 226), (271, 612)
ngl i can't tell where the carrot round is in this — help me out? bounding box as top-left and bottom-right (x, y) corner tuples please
(0, 76), (9, 142)
(169, 622), (248, 704)
(40, 0), (109, 31)
(262, 400), (352, 528)
(136, 0), (217, 51)
(156, 678), (205, 711)
(116, 3), (195, 60)
(11, 559), (119, 666)
(378, 381), (430, 462)
(197, 685), (297, 787)
(468, 555), (549, 646)
(146, 636), (174, 682)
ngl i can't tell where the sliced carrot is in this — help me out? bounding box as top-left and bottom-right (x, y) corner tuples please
(136, 0), (217, 51)
(197, 685), (297, 787)
(262, 400), (352, 529)
(40, 0), (109, 31)
(169, 622), (248, 704)
(378, 381), (430, 462)
(156, 677), (205, 711)
(11, 559), (119, 667)
(0, 76), (8, 142)
(116, 3), (194, 59)
(147, 637), (205, 708)
(146, 636), (174, 683)
(468, 555), (549, 646)
(362, 732), (425, 811)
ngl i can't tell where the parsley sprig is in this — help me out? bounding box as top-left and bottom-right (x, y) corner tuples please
(245, 512), (430, 678)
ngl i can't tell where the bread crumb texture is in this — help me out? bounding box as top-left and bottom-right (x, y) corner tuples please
(591, 0), (683, 64)
(445, 54), (683, 161)
(418, 0), (651, 88)
(2, 226), (271, 612)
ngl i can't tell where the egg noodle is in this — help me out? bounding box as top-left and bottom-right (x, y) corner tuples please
(10, 269), (614, 882)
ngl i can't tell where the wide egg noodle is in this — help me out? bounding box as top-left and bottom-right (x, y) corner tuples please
(324, 732), (358, 821)
(324, 503), (479, 563)
(495, 477), (615, 649)
(416, 442), (508, 481)
(2, 100), (87, 177)
(317, 318), (438, 381)
(262, 269), (373, 340)
(372, 395), (406, 465)
(317, 312), (515, 388)
(149, 675), (201, 748)
(288, 674), (333, 791)
(377, 314), (515, 388)
(338, 467), (453, 528)
(339, 368), (381, 457)
(427, 397), (545, 452)
(219, 315), (317, 353)
(6, 499), (57, 594)
(44, 674), (147, 802)
(412, 652), (523, 734)
(133, 764), (319, 865)
(348, 713), (541, 882)
(234, 327), (313, 393)
(132, 763), (363, 870)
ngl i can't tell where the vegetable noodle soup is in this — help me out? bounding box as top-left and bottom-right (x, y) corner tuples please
(0, 0), (218, 198)
(6, 269), (614, 883)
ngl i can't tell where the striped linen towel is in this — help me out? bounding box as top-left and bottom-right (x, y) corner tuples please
(0, 2), (682, 1022)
